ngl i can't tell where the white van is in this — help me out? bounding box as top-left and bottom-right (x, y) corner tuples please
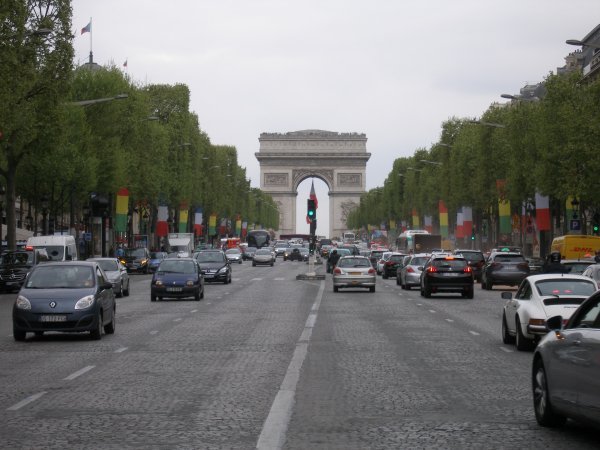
(26, 235), (78, 261)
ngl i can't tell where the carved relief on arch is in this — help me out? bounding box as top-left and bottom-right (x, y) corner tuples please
(292, 169), (333, 191)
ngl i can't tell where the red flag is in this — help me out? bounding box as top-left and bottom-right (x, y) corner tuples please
(81, 21), (91, 35)
(309, 180), (318, 209)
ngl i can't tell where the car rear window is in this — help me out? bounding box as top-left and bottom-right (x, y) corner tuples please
(411, 257), (429, 266)
(338, 258), (371, 268)
(432, 259), (467, 269)
(459, 252), (484, 262)
(494, 255), (526, 263)
(536, 279), (597, 297)
(389, 255), (404, 262)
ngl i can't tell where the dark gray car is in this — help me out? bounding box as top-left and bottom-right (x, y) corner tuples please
(532, 290), (600, 428)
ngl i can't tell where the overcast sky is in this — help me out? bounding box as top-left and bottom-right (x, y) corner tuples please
(72, 0), (599, 236)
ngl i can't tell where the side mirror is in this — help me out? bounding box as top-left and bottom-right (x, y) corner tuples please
(546, 315), (564, 332)
(102, 282), (113, 291)
(501, 292), (512, 300)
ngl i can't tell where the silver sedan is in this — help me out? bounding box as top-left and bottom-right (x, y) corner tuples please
(252, 248), (275, 266)
(332, 256), (376, 293)
(532, 290), (600, 428)
(87, 257), (130, 297)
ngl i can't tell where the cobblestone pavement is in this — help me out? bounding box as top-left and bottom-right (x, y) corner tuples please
(0, 262), (597, 449)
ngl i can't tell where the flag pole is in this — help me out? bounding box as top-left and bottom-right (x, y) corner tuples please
(89, 17), (93, 63)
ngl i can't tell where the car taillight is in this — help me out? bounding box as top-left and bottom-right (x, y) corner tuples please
(517, 263), (529, 271)
(528, 318), (545, 326)
(427, 266), (438, 273)
(368, 268), (376, 274)
(463, 266), (472, 273)
(333, 267), (342, 274)
(385, 261), (394, 266)
(407, 267), (415, 273)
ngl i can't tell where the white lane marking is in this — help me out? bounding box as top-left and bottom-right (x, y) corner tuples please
(149, 330), (159, 335)
(445, 319), (454, 323)
(251, 278), (263, 282)
(500, 347), (514, 353)
(114, 347), (128, 353)
(232, 278), (241, 281)
(416, 303), (422, 306)
(64, 365), (95, 381)
(7, 391), (47, 411)
(190, 309), (198, 313)
(429, 310), (436, 314)
(257, 280), (325, 449)
(173, 318), (182, 322)
(274, 277), (285, 281)
(469, 331), (480, 336)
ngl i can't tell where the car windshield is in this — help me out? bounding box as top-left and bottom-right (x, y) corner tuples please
(535, 279), (596, 296)
(196, 252), (225, 263)
(338, 258), (370, 268)
(96, 260), (119, 272)
(410, 257), (429, 266)
(26, 265), (95, 289)
(226, 249), (241, 254)
(150, 252), (164, 259)
(43, 246), (65, 261)
(256, 249), (271, 255)
(1, 252), (33, 265)
(495, 255), (525, 263)
(158, 260), (197, 274)
(125, 248), (147, 258)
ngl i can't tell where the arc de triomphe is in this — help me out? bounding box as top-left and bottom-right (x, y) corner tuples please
(255, 130), (370, 239)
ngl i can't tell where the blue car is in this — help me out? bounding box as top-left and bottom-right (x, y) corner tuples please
(148, 251), (167, 273)
(151, 258), (204, 302)
(12, 261), (116, 341)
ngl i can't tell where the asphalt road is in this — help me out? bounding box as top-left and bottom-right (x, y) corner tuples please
(0, 260), (597, 449)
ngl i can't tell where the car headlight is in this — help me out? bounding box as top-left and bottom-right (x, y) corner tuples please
(140, 259), (148, 265)
(155, 280), (163, 286)
(186, 280), (195, 286)
(218, 267), (228, 274)
(16, 295), (31, 310)
(75, 295), (95, 310)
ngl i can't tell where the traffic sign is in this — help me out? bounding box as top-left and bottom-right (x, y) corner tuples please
(570, 219), (581, 231)
(83, 232), (92, 241)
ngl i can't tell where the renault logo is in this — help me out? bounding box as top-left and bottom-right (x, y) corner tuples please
(49, 301), (57, 308)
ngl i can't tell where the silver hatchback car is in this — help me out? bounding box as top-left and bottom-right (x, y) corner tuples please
(397, 253), (430, 290)
(332, 256), (376, 293)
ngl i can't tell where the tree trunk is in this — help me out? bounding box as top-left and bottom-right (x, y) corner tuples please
(6, 166), (16, 250)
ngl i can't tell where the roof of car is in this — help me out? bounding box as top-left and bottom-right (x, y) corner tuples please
(525, 273), (595, 282)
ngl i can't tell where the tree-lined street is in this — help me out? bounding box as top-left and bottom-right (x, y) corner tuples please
(1, 262), (597, 448)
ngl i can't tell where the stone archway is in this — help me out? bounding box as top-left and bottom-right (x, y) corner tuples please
(255, 130), (370, 239)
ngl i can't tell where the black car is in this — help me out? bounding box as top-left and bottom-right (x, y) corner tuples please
(12, 261), (116, 341)
(150, 258), (204, 302)
(194, 250), (232, 284)
(0, 248), (49, 293)
(287, 248), (304, 261)
(382, 253), (407, 279)
(122, 247), (151, 274)
(453, 249), (485, 282)
(420, 255), (474, 298)
(481, 252), (530, 290)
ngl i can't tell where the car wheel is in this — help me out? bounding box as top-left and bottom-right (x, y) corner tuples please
(270, 262), (274, 266)
(502, 312), (515, 345)
(369, 286), (375, 293)
(194, 290), (200, 301)
(13, 328), (26, 341)
(200, 286), (204, 299)
(515, 316), (534, 351)
(533, 358), (567, 427)
(227, 273), (232, 284)
(463, 287), (474, 299)
(239, 260), (242, 264)
(420, 286), (425, 297)
(484, 277), (493, 290)
(123, 281), (130, 296)
(423, 285), (431, 298)
(333, 286), (339, 292)
(116, 282), (123, 298)
(382, 273), (388, 279)
(151, 295), (157, 302)
(90, 311), (102, 340)
(252, 262), (256, 267)
(480, 279), (487, 290)
(104, 306), (115, 334)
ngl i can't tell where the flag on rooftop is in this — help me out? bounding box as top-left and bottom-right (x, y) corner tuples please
(81, 21), (91, 35)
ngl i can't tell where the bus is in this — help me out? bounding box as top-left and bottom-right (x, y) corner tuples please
(247, 230), (271, 249)
(396, 230), (441, 254)
(342, 231), (356, 243)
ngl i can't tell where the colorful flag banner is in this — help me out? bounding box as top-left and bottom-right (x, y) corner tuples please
(535, 192), (551, 231)
(462, 206), (473, 237)
(439, 201), (448, 238)
(208, 213), (217, 236)
(114, 188), (129, 233)
(424, 216), (433, 233)
(389, 219), (396, 230)
(194, 208), (203, 236)
(235, 217), (242, 236)
(499, 200), (512, 234)
(456, 209), (464, 239)
(156, 204), (169, 237)
(241, 221), (248, 238)
(81, 20), (91, 35)
(178, 202), (188, 233)
(412, 208), (420, 228)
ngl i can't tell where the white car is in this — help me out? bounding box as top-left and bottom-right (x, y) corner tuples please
(376, 251), (393, 275)
(501, 274), (598, 351)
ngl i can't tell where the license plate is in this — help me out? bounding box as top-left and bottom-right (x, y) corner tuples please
(40, 315), (67, 322)
(350, 272), (362, 275)
(167, 287), (182, 292)
(445, 273), (460, 276)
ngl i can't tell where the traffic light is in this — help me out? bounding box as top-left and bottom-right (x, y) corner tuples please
(471, 227), (476, 241)
(593, 214), (600, 235)
(307, 199), (316, 221)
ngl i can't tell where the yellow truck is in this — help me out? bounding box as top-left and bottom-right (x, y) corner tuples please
(550, 234), (600, 259)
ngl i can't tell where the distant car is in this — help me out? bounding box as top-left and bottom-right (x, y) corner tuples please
(243, 246), (257, 261)
(481, 252), (529, 290)
(0, 247), (49, 293)
(376, 251), (393, 275)
(420, 254), (474, 299)
(287, 248), (304, 262)
(326, 248), (352, 273)
(526, 257), (545, 275)
(87, 257), (130, 298)
(225, 248), (243, 264)
(151, 258), (204, 302)
(560, 259), (594, 275)
(273, 242), (288, 258)
(532, 290), (600, 428)
(252, 248), (275, 266)
(382, 253), (407, 279)
(148, 251), (167, 273)
(194, 250), (232, 284)
(453, 249), (485, 282)
(582, 263), (600, 284)
(398, 253), (430, 289)
(320, 244), (333, 258)
(332, 255), (376, 293)
(12, 261), (116, 341)
(122, 247), (151, 274)
(501, 274), (598, 351)
(368, 249), (388, 269)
